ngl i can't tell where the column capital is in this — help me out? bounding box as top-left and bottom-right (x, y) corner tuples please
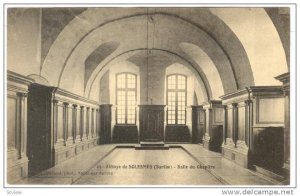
(72, 104), (78, 108)
(232, 103), (238, 107)
(282, 86), (290, 96)
(63, 102), (69, 106)
(244, 99), (253, 105)
(16, 92), (28, 99)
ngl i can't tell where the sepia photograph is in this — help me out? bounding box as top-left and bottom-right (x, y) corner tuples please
(3, 2), (297, 193)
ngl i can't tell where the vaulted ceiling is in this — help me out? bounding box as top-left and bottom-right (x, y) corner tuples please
(8, 7), (289, 101)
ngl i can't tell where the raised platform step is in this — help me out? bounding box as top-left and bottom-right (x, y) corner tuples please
(254, 165), (286, 184)
(140, 141), (165, 147)
(135, 145), (170, 150)
(135, 142), (183, 150)
(136, 141), (167, 150)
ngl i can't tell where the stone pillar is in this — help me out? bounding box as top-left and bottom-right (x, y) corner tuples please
(56, 101), (65, 147)
(203, 105), (212, 147)
(283, 89), (290, 167)
(202, 109), (206, 143)
(232, 103), (238, 146)
(245, 100), (253, 150)
(86, 107), (90, 140)
(16, 92), (28, 159)
(80, 106), (87, 141)
(222, 105), (228, 145)
(52, 100), (58, 145)
(63, 102), (71, 145)
(92, 108), (96, 139)
(236, 101), (248, 150)
(67, 103), (74, 146)
(74, 105), (83, 154)
(72, 104), (78, 142)
(95, 109), (100, 144)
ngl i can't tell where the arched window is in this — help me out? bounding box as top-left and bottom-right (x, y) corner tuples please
(167, 74), (187, 125)
(116, 73), (137, 124)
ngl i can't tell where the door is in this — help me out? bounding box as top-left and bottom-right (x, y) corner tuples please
(139, 105), (165, 141)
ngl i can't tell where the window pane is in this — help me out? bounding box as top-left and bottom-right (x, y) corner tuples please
(168, 75), (176, 89)
(117, 106), (126, 124)
(178, 119), (184, 124)
(167, 74), (187, 125)
(127, 74), (136, 88)
(116, 73), (137, 124)
(117, 74), (126, 88)
(177, 75), (186, 90)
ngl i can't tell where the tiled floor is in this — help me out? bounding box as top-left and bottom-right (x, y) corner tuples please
(16, 144), (277, 185)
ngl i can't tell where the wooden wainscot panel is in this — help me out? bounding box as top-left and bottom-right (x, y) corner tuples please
(256, 97), (284, 125)
(202, 100), (223, 152)
(27, 84), (100, 176)
(249, 86), (285, 172)
(7, 71), (34, 183)
(54, 88), (100, 159)
(220, 88), (250, 168)
(112, 125), (138, 143)
(220, 86), (285, 170)
(275, 72), (290, 178)
(100, 104), (112, 144)
(191, 105), (205, 144)
(27, 84), (57, 176)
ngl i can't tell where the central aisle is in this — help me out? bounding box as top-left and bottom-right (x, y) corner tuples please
(73, 148), (223, 185)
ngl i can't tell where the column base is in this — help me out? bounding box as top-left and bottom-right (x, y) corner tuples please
(7, 155), (28, 184)
(75, 141), (84, 155)
(54, 143), (76, 165)
(7, 148), (29, 184)
(81, 135), (88, 142)
(203, 137), (210, 150)
(65, 137), (74, 146)
(203, 134), (222, 152)
(87, 137), (97, 148)
(81, 139), (90, 151)
(56, 138), (65, 147)
(282, 160), (290, 183)
(75, 135), (81, 143)
(222, 140), (249, 168)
